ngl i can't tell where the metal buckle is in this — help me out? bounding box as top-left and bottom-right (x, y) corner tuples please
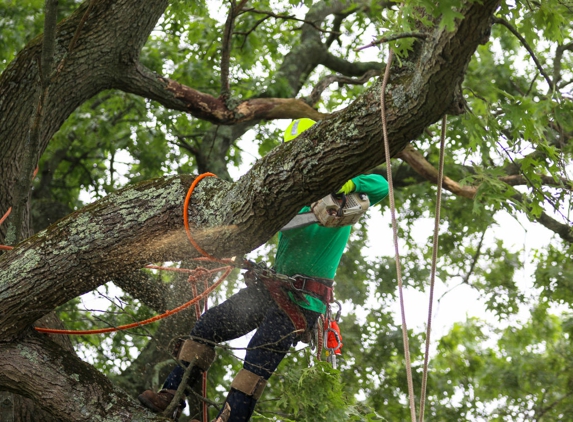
(290, 275), (307, 291)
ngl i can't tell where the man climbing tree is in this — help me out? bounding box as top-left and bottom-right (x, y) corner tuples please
(4, 0), (573, 420)
(138, 119), (389, 421)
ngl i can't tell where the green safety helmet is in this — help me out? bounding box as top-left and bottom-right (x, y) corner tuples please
(283, 118), (316, 142)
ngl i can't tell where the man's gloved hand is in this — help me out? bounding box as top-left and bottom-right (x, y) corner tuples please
(337, 180), (355, 195)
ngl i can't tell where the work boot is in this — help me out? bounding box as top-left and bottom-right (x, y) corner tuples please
(138, 389), (184, 419)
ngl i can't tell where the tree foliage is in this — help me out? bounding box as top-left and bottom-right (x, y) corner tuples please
(1, 0), (573, 421)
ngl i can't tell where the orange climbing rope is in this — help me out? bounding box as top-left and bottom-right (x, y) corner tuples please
(183, 172), (218, 260)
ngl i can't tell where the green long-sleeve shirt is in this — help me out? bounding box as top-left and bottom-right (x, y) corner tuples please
(274, 174), (389, 312)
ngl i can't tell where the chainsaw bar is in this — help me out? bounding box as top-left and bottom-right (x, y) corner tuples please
(281, 212), (318, 231)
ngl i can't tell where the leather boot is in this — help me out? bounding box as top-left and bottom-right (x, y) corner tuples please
(138, 389), (184, 419)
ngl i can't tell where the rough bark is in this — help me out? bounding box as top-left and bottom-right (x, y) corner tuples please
(0, 332), (158, 422)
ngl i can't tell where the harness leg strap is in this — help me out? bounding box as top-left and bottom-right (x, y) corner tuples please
(177, 339), (216, 371)
(230, 369), (268, 400)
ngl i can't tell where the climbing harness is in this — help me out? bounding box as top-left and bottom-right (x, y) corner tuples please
(243, 261), (334, 334)
(242, 259), (344, 369)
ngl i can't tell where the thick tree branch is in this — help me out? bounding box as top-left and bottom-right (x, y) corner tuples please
(396, 144), (478, 199)
(0, 0), (170, 245)
(398, 144), (572, 193)
(321, 52), (384, 77)
(277, 0), (370, 95)
(10, 0), (61, 244)
(398, 144), (573, 241)
(120, 63), (327, 123)
(513, 191), (573, 243)
(0, 332), (158, 421)
(498, 174), (571, 188)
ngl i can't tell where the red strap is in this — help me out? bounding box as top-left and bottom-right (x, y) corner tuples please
(260, 278), (307, 332)
(291, 277), (333, 303)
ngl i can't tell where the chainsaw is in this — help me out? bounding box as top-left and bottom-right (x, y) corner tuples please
(281, 192), (370, 231)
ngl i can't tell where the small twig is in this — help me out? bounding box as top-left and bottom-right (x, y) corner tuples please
(559, 79), (573, 89)
(163, 356), (197, 418)
(493, 17), (553, 90)
(171, 137), (199, 155)
(462, 231), (485, 285)
(187, 387), (221, 409)
(435, 231), (485, 305)
(325, 12), (350, 48)
(356, 32), (427, 52)
(526, 72), (539, 96)
(220, 0), (250, 100)
(237, 8), (341, 36)
(237, 15), (272, 48)
(221, 1), (241, 100)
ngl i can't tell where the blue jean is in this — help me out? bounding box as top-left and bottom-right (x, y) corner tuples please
(163, 283), (321, 421)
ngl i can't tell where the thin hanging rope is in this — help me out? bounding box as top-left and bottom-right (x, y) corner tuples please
(380, 46), (417, 422)
(418, 115), (447, 421)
